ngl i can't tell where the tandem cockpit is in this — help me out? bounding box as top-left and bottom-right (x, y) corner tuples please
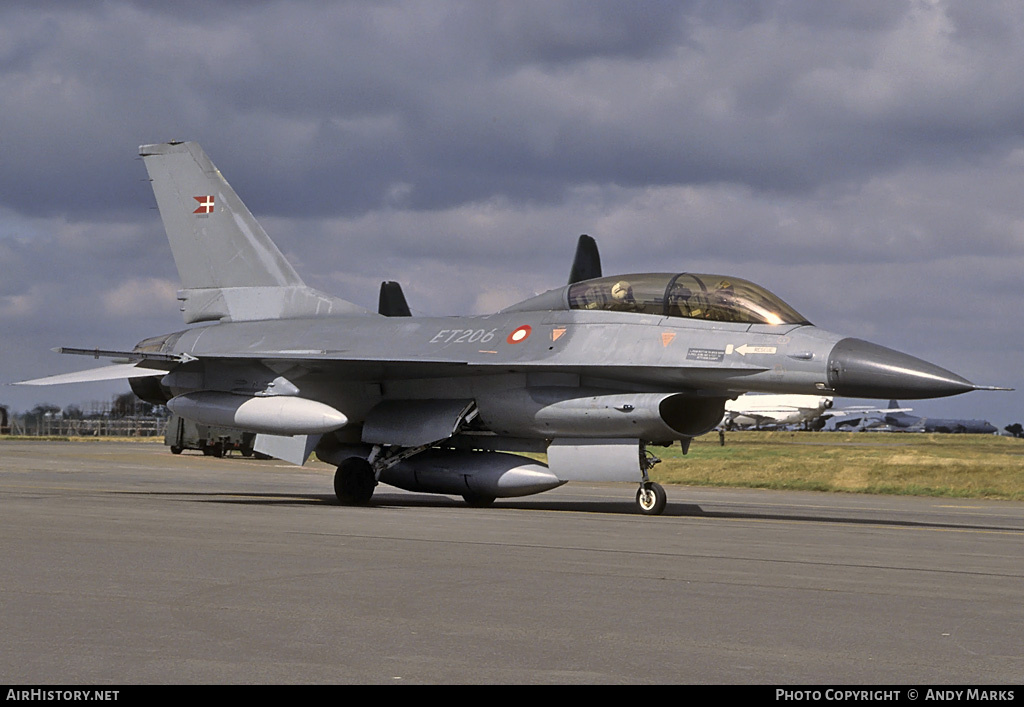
(507, 273), (811, 327)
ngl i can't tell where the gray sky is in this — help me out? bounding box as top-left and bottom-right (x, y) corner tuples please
(1, 0), (1021, 427)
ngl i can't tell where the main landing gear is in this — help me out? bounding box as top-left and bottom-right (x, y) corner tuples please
(333, 440), (437, 506)
(334, 457), (376, 505)
(334, 405), (482, 507)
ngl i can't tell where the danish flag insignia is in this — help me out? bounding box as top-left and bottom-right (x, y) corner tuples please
(193, 195), (215, 214)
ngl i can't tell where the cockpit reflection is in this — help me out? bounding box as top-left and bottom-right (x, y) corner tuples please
(567, 274), (810, 325)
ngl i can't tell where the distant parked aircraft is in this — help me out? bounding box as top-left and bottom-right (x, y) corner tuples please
(722, 394), (908, 430)
(838, 400), (997, 434)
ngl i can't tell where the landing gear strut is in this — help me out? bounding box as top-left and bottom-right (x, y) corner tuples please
(635, 444), (667, 515)
(334, 457), (377, 505)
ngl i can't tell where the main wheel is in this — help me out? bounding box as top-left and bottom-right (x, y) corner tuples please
(334, 457), (377, 505)
(636, 482), (667, 515)
(462, 493), (496, 508)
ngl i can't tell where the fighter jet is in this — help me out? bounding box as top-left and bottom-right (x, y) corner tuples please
(18, 142), (1010, 514)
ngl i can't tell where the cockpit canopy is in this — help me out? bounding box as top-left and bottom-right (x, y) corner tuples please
(567, 273), (810, 325)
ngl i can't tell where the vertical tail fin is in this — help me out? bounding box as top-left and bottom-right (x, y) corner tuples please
(139, 141), (371, 323)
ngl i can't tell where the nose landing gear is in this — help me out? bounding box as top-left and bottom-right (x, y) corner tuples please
(636, 482), (667, 515)
(635, 445), (667, 515)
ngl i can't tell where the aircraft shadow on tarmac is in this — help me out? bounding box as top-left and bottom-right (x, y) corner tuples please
(115, 488), (1021, 532)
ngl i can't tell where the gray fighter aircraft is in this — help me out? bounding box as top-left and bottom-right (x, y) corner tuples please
(18, 142), (1010, 514)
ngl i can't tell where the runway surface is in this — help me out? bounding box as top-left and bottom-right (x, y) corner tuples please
(2, 440), (1022, 684)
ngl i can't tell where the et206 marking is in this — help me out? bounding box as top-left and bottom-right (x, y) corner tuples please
(429, 328), (499, 344)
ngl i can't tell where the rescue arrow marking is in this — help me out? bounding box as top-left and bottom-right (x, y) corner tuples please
(733, 344), (777, 356)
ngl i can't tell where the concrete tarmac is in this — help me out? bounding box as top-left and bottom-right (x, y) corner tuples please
(2, 440), (1022, 684)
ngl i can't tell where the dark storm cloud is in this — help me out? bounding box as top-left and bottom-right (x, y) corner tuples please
(6, 0), (1024, 220)
(0, 0), (1021, 424)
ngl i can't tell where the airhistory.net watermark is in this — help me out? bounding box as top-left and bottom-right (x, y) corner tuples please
(6, 691), (118, 702)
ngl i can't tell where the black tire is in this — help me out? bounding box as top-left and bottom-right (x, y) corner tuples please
(462, 493), (496, 508)
(636, 482), (667, 516)
(334, 457), (377, 505)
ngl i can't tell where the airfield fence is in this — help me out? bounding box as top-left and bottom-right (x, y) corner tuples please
(4, 417), (169, 438)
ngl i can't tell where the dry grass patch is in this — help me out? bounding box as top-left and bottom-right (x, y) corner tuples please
(651, 431), (1024, 500)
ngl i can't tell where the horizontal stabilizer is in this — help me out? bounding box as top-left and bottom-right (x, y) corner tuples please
(14, 363), (166, 386)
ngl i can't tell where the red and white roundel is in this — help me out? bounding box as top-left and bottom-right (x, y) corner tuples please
(506, 324), (532, 344)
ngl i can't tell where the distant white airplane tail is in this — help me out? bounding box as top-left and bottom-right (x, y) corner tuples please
(139, 141), (372, 324)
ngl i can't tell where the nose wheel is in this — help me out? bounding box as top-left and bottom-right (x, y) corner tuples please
(634, 443), (667, 515)
(636, 482), (667, 515)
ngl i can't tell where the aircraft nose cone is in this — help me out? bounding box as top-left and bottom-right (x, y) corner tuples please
(827, 338), (976, 399)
